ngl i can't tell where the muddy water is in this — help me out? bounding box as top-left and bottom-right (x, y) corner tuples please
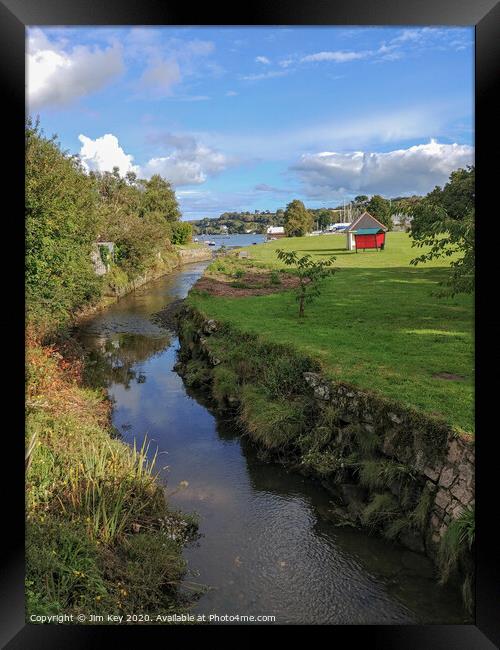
(77, 261), (465, 625)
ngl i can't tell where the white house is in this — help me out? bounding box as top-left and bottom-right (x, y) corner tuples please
(266, 226), (285, 239)
(346, 212), (388, 250)
(392, 213), (413, 232)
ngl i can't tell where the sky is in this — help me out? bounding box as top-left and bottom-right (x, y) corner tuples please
(27, 26), (474, 220)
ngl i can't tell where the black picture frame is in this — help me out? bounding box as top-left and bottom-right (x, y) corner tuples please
(2, 0), (498, 646)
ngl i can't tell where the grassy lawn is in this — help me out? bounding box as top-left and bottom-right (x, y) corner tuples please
(189, 233), (474, 435)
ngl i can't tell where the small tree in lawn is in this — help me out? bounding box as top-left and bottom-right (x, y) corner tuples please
(276, 249), (336, 318)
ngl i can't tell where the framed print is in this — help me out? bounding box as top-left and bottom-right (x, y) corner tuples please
(2, 0), (499, 646)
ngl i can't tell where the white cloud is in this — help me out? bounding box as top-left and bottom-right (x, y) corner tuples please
(78, 133), (139, 175)
(140, 133), (228, 186)
(175, 188), (258, 219)
(240, 70), (289, 81)
(203, 103), (465, 161)
(291, 140), (474, 198)
(301, 50), (367, 63)
(170, 95), (210, 102)
(298, 27), (472, 69)
(27, 28), (124, 110)
(78, 131), (228, 186)
(254, 183), (292, 195)
(184, 40), (215, 57)
(255, 55), (271, 64)
(226, 90), (238, 96)
(139, 58), (181, 95)
(393, 27), (446, 44)
(130, 36), (218, 98)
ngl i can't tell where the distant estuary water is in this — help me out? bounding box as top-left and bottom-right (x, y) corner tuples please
(196, 233), (267, 249)
(77, 260), (465, 625)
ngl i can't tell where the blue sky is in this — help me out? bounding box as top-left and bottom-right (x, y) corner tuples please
(27, 26), (474, 220)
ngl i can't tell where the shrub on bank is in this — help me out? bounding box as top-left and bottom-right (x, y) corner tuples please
(26, 119), (102, 334)
(168, 221), (193, 245)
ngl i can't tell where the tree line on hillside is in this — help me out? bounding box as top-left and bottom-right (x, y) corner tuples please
(193, 211), (284, 235)
(192, 194), (430, 236)
(192, 207), (349, 235)
(26, 118), (192, 333)
(279, 196), (400, 237)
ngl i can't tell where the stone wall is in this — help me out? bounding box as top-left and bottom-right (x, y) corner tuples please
(177, 246), (213, 264)
(77, 247), (212, 322)
(90, 243), (113, 276)
(107, 246), (212, 298)
(176, 307), (475, 573)
(302, 373), (475, 556)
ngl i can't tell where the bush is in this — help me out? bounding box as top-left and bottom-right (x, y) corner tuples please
(439, 506), (475, 582)
(113, 218), (171, 279)
(169, 221), (193, 245)
(212, 366), (239, 404)
(270, 270), (281, 285)
(362, 493), (400, 529)
(26, 118), (102, 331)
(239, 385), (307, 449)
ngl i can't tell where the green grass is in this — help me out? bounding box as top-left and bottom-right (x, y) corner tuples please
(189, 233), (474, 434)
(236, 231), (458, 269)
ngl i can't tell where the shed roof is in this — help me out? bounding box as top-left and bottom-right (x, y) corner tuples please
(347, 211), (388, 232)
(355, 227), (385, 235)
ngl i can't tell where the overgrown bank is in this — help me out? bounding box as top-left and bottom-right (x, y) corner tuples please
(26, 118), (208, 337)
(26, 332), (198, 620)
(25, 118), (204, 622)
(175, 305), (475, 613)
(80, 244), (213, 318)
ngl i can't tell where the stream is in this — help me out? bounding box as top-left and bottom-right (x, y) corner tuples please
(77, 260), (465, 625)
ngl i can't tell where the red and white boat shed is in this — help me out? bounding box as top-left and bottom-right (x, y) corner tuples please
(346, 212), (388, 251)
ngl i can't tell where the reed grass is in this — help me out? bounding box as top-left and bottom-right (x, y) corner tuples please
(26, 339), (196, 619)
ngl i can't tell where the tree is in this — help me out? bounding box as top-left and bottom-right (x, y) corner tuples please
(140, 174), (181, 222)
(366, 195), (392, 229)
(169, 221), (193, 245)
(283, 200), (313, 237)
(90, 169), (141, 238)
(317, 209), (332, 230)
(90, 167), (182, 278)
(26, 118), (102, 330)
(409, 166), (475, 296)
(276, 249), (336, 317)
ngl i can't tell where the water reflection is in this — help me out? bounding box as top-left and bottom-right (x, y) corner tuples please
(83, 333), (171, 389)
(77, 264), (466, 625)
